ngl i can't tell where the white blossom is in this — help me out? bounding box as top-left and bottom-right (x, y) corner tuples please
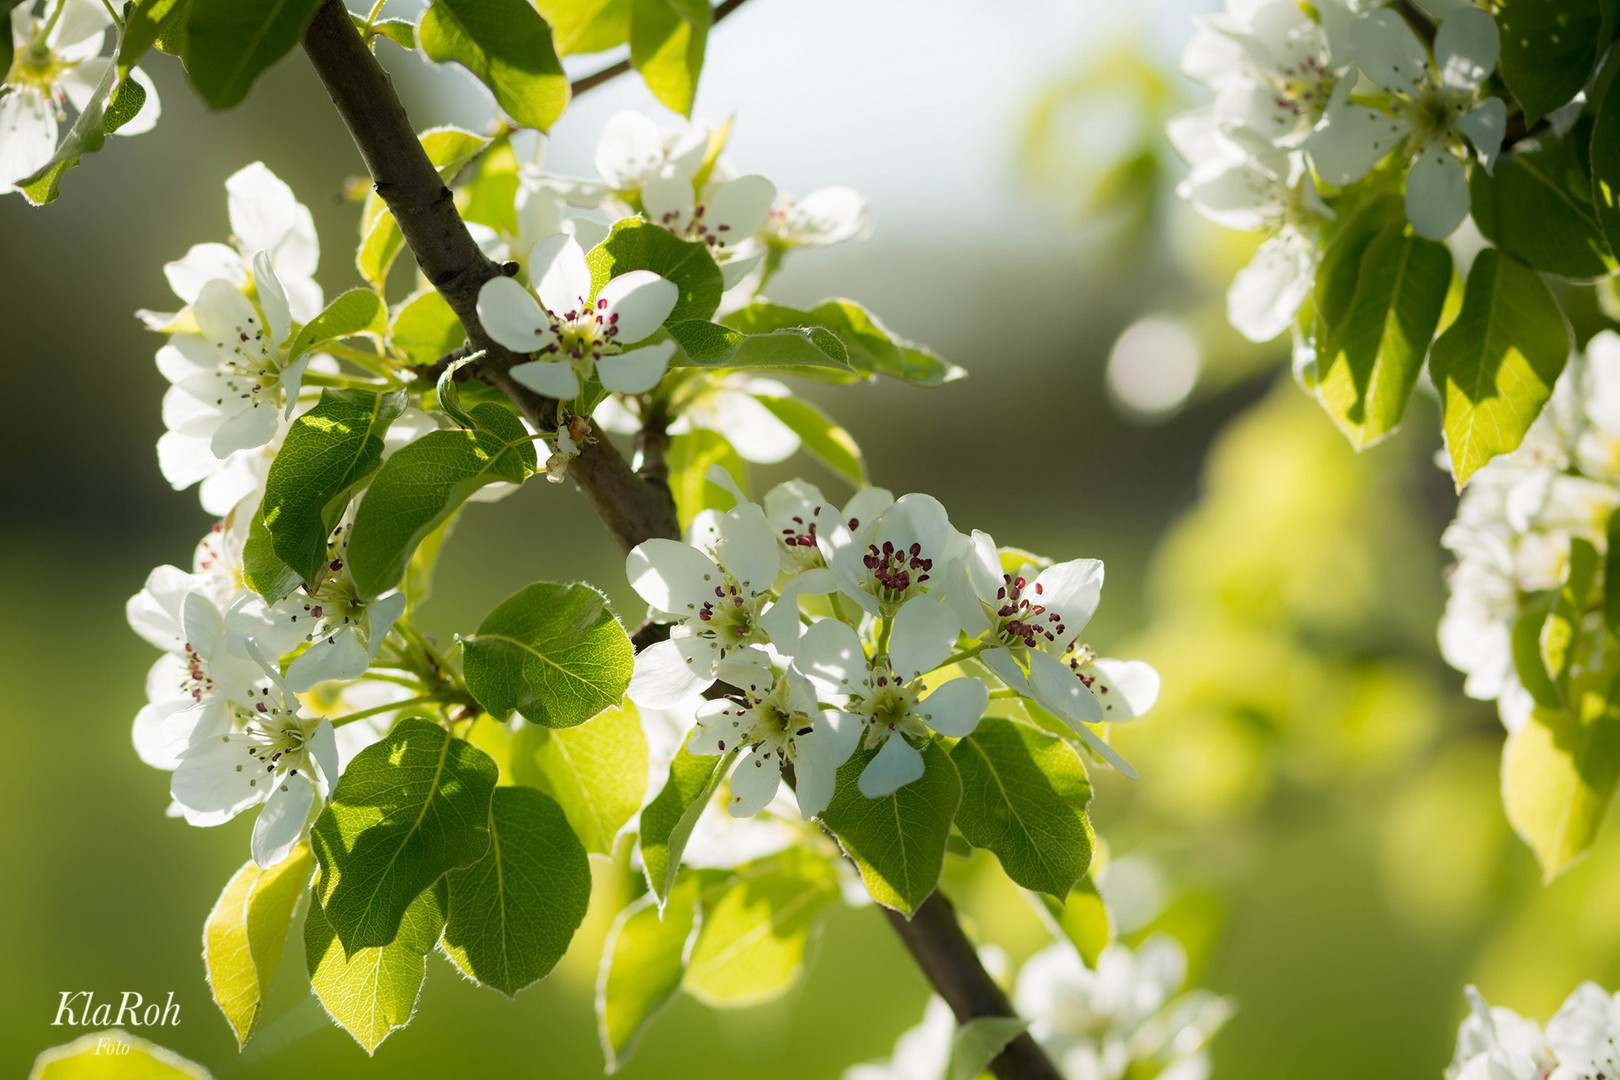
(594, 374), (804, 465)
(477, 234), (679, 401)
(688, 648), (860, 818)
(2, 0), (159, 189)
(757, 186), (872, 250)
(1447, 987), (1554, 1080)
(1306, 6), (1505, 239)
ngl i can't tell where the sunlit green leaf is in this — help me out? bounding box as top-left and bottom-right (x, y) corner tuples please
(440, 785), (592, 995)
(203, 844), (315, 1048)
(310, 719), (498, 952)
(511, 701), (648, 854)
(596, 873), (705, 1071)
(1494, 0), (1606, 121)
(419, 0), (569, 130)
(1473, 138), (1616, 279)
(587, 219), (725, 325)
(629, 0), (709, 116)
(462, 582), (634, 729)
(640, 732), (735, 904)
(1504, 675), (1620, 880)
(184, 0), (324, 109)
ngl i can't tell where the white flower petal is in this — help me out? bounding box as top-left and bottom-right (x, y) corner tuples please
(597, 339), (675, 394)
(1459, 97), (1507, 172)
(781, 186), (871, 246)
(726, 745), (782, 817)
(859, 736), (925, 798)
(309, 720), (340, 794)
(1027, 649), (1105, 729)
(509, 358), (581, 400)
(171, 732), (264, 825)
(477, 276), (555, 353)
(628, 635), (719, 707)
(163, 243), (246, 304)
(1228, 229), (1317, 343)
(283, 632), (369, 692)
(1306, 84), (1406, 185)
(889, 596), (959, 680)
(717, 501), (781, 594)
(227, 163), (319, 281)
(707, 389), (799, 463)
(703, 174), (777, 242)
(532, 234), (592, 317)
(1434, 6), (1499, 92)
(1349, 9), (1430, 97)
(1087, 658), (1161, 720)
(1406, 147), (1469, 239)
(719, 250), (765, 289)
(788, 617), (867, 698)
(253, 251), (292, 345)
(642, 173), (695, 233)
(598, 270), (679, 343)
(0, 87), (57, 187)
(595, 110), (666, 189)
(251, 773), (315, 867)
(627, 538), (720, 614)
(56, 55), (110, 114)
(918, 677), (988, 738)
(210, 399), (279, 458)
(50, 0), (111, 52)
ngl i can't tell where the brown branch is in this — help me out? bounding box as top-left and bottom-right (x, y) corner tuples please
(301, 0), (677, 553)
(567, 0), (753, 98)
(301, 6), (1061, 1078)
(887, 895), (1066, 1080)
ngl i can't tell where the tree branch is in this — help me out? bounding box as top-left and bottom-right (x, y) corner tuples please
(301, 6), (1061, 1077)
(886, 894), (1066, 1080)
(301, 0), (677, 552)
(567, 0), (754, 98)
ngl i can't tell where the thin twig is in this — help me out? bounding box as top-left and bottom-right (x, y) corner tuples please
(568, 0), (754, 98)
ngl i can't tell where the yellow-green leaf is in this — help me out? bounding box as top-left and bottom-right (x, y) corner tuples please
(203, 844), (316, 1047)
(1503, 676), (1620, 880)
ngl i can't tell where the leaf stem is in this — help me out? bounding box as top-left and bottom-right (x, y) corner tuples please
(941, 641), (990, 668)
(331, 693), (459, 728)
(567, 0), (755, 97)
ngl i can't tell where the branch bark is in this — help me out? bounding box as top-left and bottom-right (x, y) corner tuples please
(567, 0), (754, 97)
(300, 7), (1062, 1078)
(301, 0), (677, 553)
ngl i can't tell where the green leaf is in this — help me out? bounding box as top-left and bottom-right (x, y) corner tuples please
(419, 124), (494, 178)
(403, 508), (460, 615)
(242, 505), (303, 602)
(1513, 592), (1565, 710)
(27, 1031), (212, 1079)
(347, 401), (535, 597)
(510, 701), (648, 854)
(821, 741), (963, 918)
(755, 395), (866, 486)
(1035, 877), (1112, 967)
(667, 429), (749, 529)
(121, 0), (190, 78)
(304, 879), (446, 1054)
(462, 581), (634, 728)
(640, 732), (735, 904)
(667, 320), (854, 373)
(684, 849), (840, 1007)
(357, 211), (406, 294)
(1313, 197), (1402, 341)
(1494, 0), (1606, 121)
(537, 0), (628, 53)
(418, 0), (569, 130)
(596, 875), (704, 1072)
(1591, 47), (1620, 254)
(203, 844), (315, 1048)
(587, 219), (726, 325)
(1543, 537), (1599, 692)
(367, 16), (417, 49)
(1503, 675), (1620, 880)
(287, 289), (388, 362)
(262, 389), (407, 585)
(950, 718), (1094, 899)
(949, 1016), (1031, 1080)
(461, 134), (521, 234)
(1472, 139), (1617, 279)
(440, 785), (592, 995)
(1429, 249), (1570, 489)
(629, 0), (709, 116)
(310, 718), (498, 952)
(183, 0), (324, 109)
(1606, 508), (1620, 636)
(719, 300), (936, 383)
(391, 289), (466, 365)
(1314, 221), (1452, 447)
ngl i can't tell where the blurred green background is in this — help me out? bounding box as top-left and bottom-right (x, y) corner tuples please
(4, 1), (1615, 1077)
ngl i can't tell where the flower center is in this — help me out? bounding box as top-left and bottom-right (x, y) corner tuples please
(8, 41), (63, 89)
(859, 667), (930, 748)
(710, 679), (814, 759)
(229, 689), (316, 788)
(694, 574), (767, 654)
(988, 573), (1066, 651)
(208, 305), (286, 409)
(655, 201), (735, 249)
(1269, 54), (1333, 121)
(861, 539), (936, 614)
(292, 552), (365, 645)
(778, 508), (825, 568)
(1395, 86), (1467, 149)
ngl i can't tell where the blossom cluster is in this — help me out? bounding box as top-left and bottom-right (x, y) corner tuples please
(624, 467), (1159, 814)
(1448, 982), (1620, 1080)
(846, 935), (1232, 1080)
(120, 114), (884, 868)
(1438, 334), (1620, 732)
(1170, 0), (1508, 343)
